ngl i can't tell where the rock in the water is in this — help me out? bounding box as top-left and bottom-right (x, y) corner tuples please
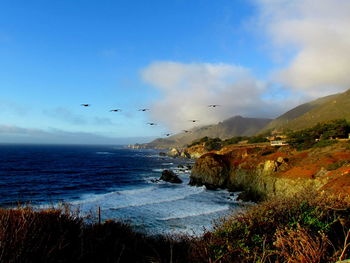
(160, 170), (182, 184)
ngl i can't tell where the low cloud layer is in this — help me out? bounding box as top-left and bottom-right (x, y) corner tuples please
(256, 0), (350, 97)
(142, 62), (289, 131)
(43, 107), (115, 126)
(0, 125), (47, 136)
(0, 124), (151, 145)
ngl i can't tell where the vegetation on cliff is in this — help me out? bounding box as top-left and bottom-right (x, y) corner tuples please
(287, 119), (350, 150)
(191, 191), (350, 263)
(185, 119), (350, 155)
(187, 134), (268, 152)
(188, 136), (223, 151)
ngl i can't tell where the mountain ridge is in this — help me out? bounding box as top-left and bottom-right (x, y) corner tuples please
(261, 89), (350, 132)
(142, 116), (272, 149)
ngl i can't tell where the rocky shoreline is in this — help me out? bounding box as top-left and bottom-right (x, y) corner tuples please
(162, 142), (350, 201)
(133, 139), (350, 202)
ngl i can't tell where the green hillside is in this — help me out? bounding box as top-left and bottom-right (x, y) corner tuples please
(262, 89), (350, 132)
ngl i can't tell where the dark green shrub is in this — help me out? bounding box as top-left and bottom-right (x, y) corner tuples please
(247, 135), (269, 144)
(327, 160), (349, 171)
(287, 119), (350, 150)
(222, 136), (249, 146)
(204, 137), (222, 151)
(313, 139), (338, 148)
(187, 137), (223, 151)
(187, 136), (210, 147)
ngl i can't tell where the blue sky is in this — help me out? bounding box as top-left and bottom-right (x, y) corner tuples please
(1, 0), (349, 144)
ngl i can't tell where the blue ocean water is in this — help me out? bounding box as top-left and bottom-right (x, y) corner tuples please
(0, 144), (241, 235)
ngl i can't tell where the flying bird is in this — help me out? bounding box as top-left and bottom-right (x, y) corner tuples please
(110, 109), (122, 112)
(183, 130), (191, 133)
(138, 108), (150, 112)
(81, 104), (90, 107)
(164, 133), (172, 137)
(208, 104), (220, 108)
(189, 120), (199, 123)
(147, 122), (157, 126)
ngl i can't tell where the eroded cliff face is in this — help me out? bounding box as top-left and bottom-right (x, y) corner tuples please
(190, 143), (350, 199)
(189, 153), (230, 189)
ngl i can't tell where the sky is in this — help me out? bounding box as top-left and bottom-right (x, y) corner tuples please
(1, 0), (350, 144)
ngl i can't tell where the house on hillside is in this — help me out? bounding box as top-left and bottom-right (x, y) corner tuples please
(270, 140), (289, 146)
(267, 130), (288, 141)
(267, 130), (289, 146)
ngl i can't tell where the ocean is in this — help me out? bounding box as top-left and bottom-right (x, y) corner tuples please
(0, 144), (241, 235)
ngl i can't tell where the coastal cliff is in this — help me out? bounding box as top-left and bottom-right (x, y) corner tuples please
(189, 143), (350, 200)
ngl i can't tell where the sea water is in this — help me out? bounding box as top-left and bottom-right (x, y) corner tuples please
(0, 144), (241, 235)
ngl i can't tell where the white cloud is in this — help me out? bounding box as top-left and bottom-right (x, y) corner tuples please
(255, 0), (350, 97)
(142, 61), (288, 131)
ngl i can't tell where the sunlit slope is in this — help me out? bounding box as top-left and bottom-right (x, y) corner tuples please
(262, 90), (350, 131)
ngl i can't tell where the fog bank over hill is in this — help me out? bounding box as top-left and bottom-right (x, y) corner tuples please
(144, 116), (272, 149)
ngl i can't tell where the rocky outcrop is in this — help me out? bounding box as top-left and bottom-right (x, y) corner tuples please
(190, 154), (230, 189)
(189, 143), (350, 200)
(165, 145), (209, 159)
(167, 148), (181, 158)
(184, 144), (208, 159)
(160, 170), (182, 184)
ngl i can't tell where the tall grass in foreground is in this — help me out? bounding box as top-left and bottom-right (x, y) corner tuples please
(0, 206), (190, 263)
(1, 191), (350, 262)
(190, 190), (350, 263)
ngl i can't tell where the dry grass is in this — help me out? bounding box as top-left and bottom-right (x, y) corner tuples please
(274, 226), (328, 263)
(0, 206), (191, 263)
(189, 190), (350, 263)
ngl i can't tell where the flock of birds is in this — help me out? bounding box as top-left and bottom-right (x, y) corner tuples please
(80, 103), (221, 137)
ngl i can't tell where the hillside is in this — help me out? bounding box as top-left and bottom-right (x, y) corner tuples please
(263, 89), (350, 132)
(144, 116), (272, 149)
